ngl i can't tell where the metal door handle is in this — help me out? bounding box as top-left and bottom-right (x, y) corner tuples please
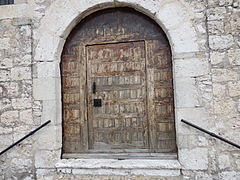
(92, 82), (96, 94)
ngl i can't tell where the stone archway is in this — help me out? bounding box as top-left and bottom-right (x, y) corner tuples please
(33, 0), (208, 174)
(61, 7), (177, 157)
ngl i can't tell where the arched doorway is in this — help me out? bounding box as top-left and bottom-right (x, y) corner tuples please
(61, 7), (177, 158)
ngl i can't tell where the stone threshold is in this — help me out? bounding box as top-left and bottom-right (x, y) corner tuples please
(55, 159), (182, 176)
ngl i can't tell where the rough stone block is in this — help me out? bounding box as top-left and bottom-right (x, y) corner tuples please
(210, 51), (225, 65)
(208, 21), (224, 35)
(6, 82), (19, 97)
(0, 98), (11, 110)
(11, 66), (31, 80)
(209, 35), (234, 50)
(218, 155), (230, 170)
(12, 98), (32, 109)
(228, 81), (240, 97)
(219, 171), (240, 180)
(0, 69), (10, 81)
(0, 58), (13, 69)
(207, 7), (226, 20)
(1, 110), (19, 126)
(0, 38), (10, 50)
(228, 48), (240, 65)
(213, 98), (235, 114)
(212, 69), (238, 82)
(213, 83), (227, 98)
(20, 109), (33, 125)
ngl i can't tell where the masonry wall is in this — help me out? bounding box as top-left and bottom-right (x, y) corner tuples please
(0, 0), (239, 180)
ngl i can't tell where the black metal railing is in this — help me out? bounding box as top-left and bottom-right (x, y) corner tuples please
(181, 119), (240, 150)
(0, 0), (14, 5)
(0, 120), (51, 156)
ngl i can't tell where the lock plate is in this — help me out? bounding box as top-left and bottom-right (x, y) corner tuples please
(93, 99), (102, 107)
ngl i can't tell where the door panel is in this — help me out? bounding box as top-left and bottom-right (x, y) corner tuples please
(87, 41), (148, 151)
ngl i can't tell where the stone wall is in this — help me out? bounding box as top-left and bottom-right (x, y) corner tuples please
(0, 0), (239, 179)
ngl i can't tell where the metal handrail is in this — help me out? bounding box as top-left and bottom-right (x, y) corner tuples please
(181, 119), (240, 150)
(0, 120), (51, 156)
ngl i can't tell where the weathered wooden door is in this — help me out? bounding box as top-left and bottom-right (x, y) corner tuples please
(62, 8), (177, 156)
(87, 41), (148, 151)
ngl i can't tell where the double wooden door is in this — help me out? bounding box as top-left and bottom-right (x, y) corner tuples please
(62, 8), (177, 155)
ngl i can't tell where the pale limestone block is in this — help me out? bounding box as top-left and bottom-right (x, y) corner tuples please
(42, 100), (57, 125)
(0, 69), (10, 81)
(70, 0), (115, 13)
(20, 109), (33, 124)
(207, 7), (226, 20)
(11, 67), (31, 80)
(179, 148), (208, 170)
(116, 0), (161, 15)
(213, 98), (235, 114)
(175, 78), (199, 108)
(12, 98), (32, 109)
(228, 81), (240, 97)
(177, 107), (208, 134)
(218, 154), (230, 170)
(213, 83), (227, 98)
(56, 159), (181, 170)
(0, 58), (13, 69)
(219, 171), (240, 180)
(228, 48), (240, 65)
(1, 111), (19, 126)
(169, 22), (199, 53)
(174, 58), (209, 78)
(33, 125), (61, 150)
(35, 150), (60, 168)
(35, 62), (58, 78)
(0, 38), (10, 50)
(209, 35), (234, 50)
(0, 4), (28, 20)
(155, 1), (187, 30)
(210, 51), (225, 65)
(212, 69), (238, 82)
(34, 33), (65, 61)
(33, 78), (57, 100)
(39, 0), (79, 38)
